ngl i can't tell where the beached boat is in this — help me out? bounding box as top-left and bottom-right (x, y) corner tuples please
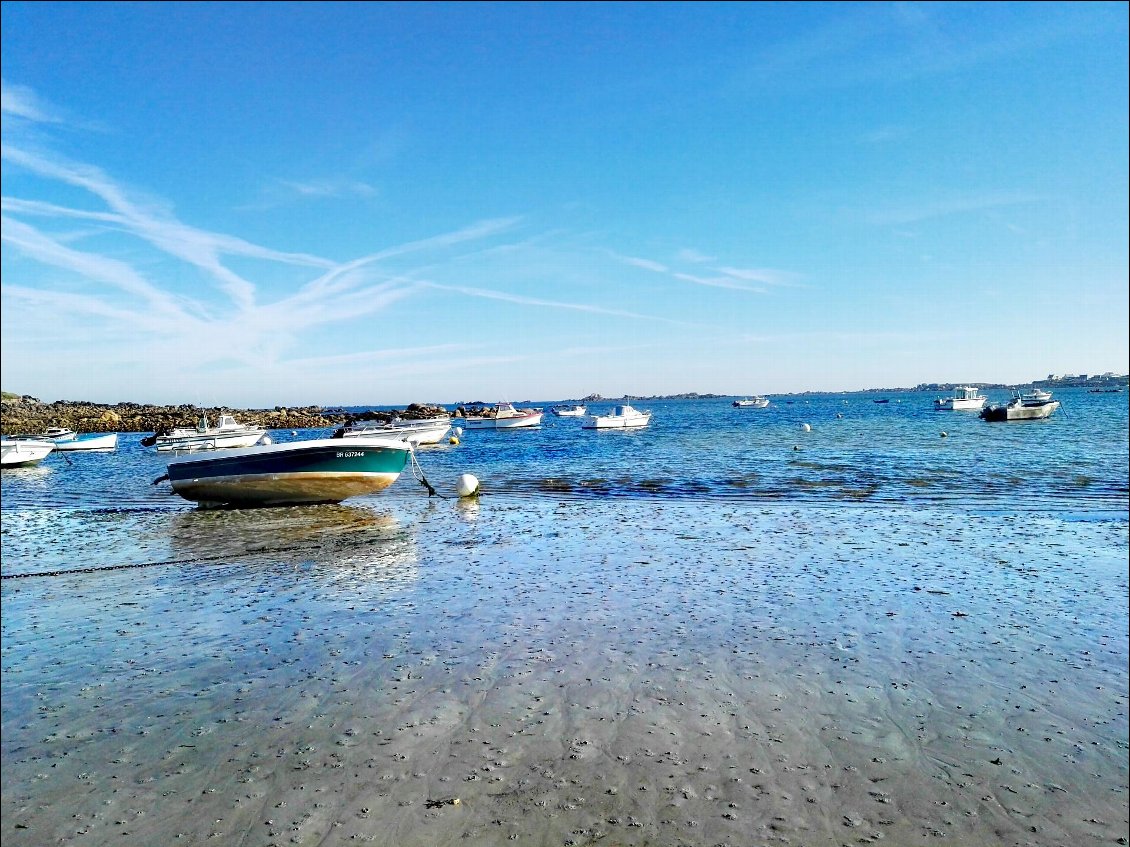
(551, 404), (587, 417)
(934, 386), (987, 411)
(160, 436), (412, 508)
(980, 391), (1061, 422)
(334, 415), (452, 445)
(1, 437), (56, 467)
(455, 402), (544, 430)
(733, 396), (769, 408)
(582, 403), (651, 429)
(143, 413), (268, 452)
(54, 432), (119, 451)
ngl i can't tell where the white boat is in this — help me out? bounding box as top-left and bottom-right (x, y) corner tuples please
(144, 413), (269, 453)
(54, 432), (119, 451)
(1018, 388), (1054, 406)
(980, 391), (1060, 422)
(43, 427), (78, 442)
(733, 396), (769, 408)
(335, 415), (452, 445)
(551, 404), (587, 417)
(1, 437), (56, 467)
(455, 402), (544, 430)
(934, 386), (987, 411)
(159, 436), (412, 508)
(582, 403), (651, 429)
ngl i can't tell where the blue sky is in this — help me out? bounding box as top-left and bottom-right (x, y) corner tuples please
(2, 2), (1127, 407)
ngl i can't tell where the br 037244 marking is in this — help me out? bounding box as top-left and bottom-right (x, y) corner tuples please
(336, 451), (364, 458)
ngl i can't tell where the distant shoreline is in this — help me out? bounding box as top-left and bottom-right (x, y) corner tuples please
(2, 378), (1126, 436)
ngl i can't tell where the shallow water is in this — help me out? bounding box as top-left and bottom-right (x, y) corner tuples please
(2, 389), (1127, 846)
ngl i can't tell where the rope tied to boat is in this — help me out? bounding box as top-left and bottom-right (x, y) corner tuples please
(407, 444), (448, 498)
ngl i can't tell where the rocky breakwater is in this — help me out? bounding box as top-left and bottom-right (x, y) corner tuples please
(0, 397), (344, 437)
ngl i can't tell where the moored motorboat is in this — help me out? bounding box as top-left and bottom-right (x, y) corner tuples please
(733, 396), (769, 408)
(1018, 388), (1054, 405)
(53, 432), (119, 451)
(455, 402), (543, 430)
(144, 413), (268, 452)
(160, 436), (412, 508)
(980, 391), (1060, 422)
(551, 404), (587, 417)
(1, 437), (56, 467)
(582, 403), (651, 429)
(934, 386), (987, 411)
(335, 415), (452, 445)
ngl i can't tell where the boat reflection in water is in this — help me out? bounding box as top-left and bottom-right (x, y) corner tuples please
(167, 503), (419, 585)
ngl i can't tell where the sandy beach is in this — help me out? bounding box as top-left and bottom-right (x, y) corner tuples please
(2, 496), (1127, 847)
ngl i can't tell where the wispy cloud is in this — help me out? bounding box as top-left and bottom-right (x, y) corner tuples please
(0, 79), (61, 123)
(420, 281), (695, 326)
(671, 272), (768, 294)
(863, 190), (1046, 227)
(615, 250), (800, 293)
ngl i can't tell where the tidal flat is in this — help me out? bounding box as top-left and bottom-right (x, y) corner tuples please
(2, 496), (1127, 847)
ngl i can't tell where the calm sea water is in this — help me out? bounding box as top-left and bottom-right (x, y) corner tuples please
(2, 389), (1126, 577)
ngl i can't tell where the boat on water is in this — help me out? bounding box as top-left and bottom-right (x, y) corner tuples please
(582, 403), (651, 430)
(54, 432), (119, 452)
(934, 386), (987, 411)
(43, 427), (78, 443)
(873, 398), (890, 404)
(159, 436), (412, 508)
(455, 402), (544, 430)
(733, 396), (769, 408)
(980, 391), (1061, 422)
(1018, 388), (1054, 405)
(334, 415), (452, 445)
(1, 437), (56, 467)
(551, 404), (587, 417)
(143, 413), (269, 452)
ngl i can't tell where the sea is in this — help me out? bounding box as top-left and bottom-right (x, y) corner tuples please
(2, 388), (1127, 847)
(1, 388), (1126, 577)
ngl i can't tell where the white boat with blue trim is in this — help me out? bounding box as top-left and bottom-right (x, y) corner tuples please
(159, 436), (412, 508)
(733, 396), (770, 408)
(54, 432), (119, 451)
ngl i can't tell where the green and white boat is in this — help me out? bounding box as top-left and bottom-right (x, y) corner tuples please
(163, 436), (411, 508)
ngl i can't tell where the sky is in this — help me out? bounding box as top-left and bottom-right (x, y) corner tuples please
(2, 1), (1127, 407)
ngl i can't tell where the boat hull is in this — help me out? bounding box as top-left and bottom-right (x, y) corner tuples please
(1, 439), (56, 467)
(934, 398), (987, 411)
(54, 433), (119, 451)
(459, 413), (544, 429)
(551, 406), (587, 417)
(733, 398), (769, 408)
(166, 437), (410, 507)
(980, 401), (1060, 421)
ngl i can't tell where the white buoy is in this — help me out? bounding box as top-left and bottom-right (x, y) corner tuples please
(940, 431), (948, 438)
(453, 426), (463, 438)
(801, 423), (812, 432)
(456, 473), (479, 497)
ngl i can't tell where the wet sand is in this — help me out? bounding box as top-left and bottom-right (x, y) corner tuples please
(2, 497), (1127, 846)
